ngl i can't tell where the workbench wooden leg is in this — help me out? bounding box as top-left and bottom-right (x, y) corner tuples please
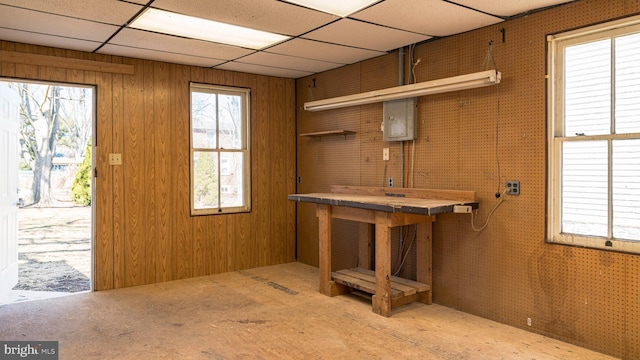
(373, 212), (392, 317)
(317, 204), (333, 296)
(317, 204), (349, 297)
(358, 223), (373, 270)
(416, 219), (434, 305)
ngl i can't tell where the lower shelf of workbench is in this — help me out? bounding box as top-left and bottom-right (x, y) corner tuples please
(331, 268), (430, 307)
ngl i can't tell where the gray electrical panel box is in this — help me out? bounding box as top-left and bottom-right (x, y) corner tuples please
(383, 98), (416, 141)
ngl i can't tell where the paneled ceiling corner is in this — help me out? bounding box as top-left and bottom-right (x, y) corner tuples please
(0, 0), (577, 78)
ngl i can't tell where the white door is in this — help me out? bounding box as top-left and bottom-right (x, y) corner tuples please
(0, 81), (20, 298)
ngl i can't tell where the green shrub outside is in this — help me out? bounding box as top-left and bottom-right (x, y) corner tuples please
(71, 140), (91, 206)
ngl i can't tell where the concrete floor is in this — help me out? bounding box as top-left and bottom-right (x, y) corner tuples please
(1, 289), (76, 305)
(0, 262), (616, 359)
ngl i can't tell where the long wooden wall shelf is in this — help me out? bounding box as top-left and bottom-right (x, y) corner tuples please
(299, 130), (355, 139)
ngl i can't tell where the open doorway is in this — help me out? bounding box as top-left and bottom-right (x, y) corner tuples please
(0, 80), (94, 305)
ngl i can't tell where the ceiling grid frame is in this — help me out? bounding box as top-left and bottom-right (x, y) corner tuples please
(0, 0), (575, 78)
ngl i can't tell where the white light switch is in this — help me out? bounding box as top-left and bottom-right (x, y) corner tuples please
(383, 148), (389, 161)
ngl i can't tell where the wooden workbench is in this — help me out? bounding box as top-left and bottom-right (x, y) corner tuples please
(288, 185), (477, 317)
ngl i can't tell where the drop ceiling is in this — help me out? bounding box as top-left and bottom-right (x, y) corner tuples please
(0, 0), (575, 78)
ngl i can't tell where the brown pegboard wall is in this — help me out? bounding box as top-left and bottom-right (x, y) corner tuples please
(628, 254), (640, 359)
(360, 53), (399, 92)
(574, 250), (626, 357)
(359, 103), (387, 187)
(295, 1), (639, 358)
(330, 219), (359, 271)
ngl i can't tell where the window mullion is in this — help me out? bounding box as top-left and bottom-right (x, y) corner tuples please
(215, 95), (222, 210)
(610, 36), (616, 136)
(608, 38), (615, 240)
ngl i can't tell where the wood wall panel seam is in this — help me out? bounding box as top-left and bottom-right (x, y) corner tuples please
(123, 58), (146, 287)
(153, 61), (171, 283)
(112, 68), (126, 289)
(143, 59), (157, 284)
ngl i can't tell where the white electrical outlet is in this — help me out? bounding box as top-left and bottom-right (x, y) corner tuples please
(453, 205), (472, 213)
(506, 180), (520, 195)
(527, 318), (532, 326)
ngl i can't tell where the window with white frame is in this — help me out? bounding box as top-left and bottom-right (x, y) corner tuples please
(547, 15), (640, 253)
(190, 83), (250, 215)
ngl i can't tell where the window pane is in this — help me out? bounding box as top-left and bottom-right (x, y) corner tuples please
(564, 39), (611, 136)
(615, 32), (640, 134)
(612, 139), (640, 240)
(193, 151), (219, 209)
(218, 94), (243, 150)
(220, 152), (243, 207)
(562, 140), (608, 237)
(192, 92), (217, 149)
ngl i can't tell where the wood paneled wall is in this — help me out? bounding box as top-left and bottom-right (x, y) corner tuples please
(1, 41), (296, 291)
(295, 0), (640, 358)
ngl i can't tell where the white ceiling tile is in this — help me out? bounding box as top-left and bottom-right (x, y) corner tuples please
(239, 52), (340, 73)
(216, 62), (313, 78)
(281, 0), (380, 17)
(268, 38), (385, 65)
(111, 29), (254, 61)
(0, 0), (142, 25)
(97, 44), (228, 68)
(151, 0), (338, 36)
(452, 0), (575, 17)
(303, 19), (431, 52)
(351, 0), (503, 37)
(0, 28), (101, 52)
(0, 5), (119, 42)
(0, 0), (578, 78)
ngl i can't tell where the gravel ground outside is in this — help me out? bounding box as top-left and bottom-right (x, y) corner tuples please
(15, 206), (91, 293)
